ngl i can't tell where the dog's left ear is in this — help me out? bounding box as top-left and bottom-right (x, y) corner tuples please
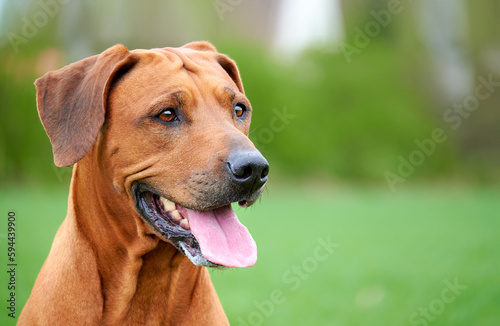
(36, 45), (135, 167)
(216, 54), (244, 93)
(182, 41), (244, 93)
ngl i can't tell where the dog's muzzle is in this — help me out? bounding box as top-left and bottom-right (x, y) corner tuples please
(133, 149), (269, 269)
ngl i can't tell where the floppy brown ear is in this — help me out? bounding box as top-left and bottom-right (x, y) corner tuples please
(35, 44), (133, 167)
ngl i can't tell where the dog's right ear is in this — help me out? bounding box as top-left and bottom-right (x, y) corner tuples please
(35, 44), (134, 167)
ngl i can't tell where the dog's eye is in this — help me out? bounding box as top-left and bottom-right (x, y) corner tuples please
(234, 103), (246, 118)
(158, 109), (177, 122)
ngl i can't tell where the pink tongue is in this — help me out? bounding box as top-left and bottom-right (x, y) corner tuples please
(181, 205), (257, 268)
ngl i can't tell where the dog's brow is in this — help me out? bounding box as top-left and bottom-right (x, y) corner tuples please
(223, 87), (236, 101)
(151, 91), (187, 109)
(172, 91), (187, 105)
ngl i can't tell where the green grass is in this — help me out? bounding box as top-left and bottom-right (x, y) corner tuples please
(1, 183), (499, 325)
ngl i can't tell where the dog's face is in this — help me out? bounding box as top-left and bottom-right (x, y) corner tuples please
(35, 42), (268, 268)
(104, 45), (269, 267)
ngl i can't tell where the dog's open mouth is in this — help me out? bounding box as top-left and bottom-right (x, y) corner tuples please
(134, 185), (257, 269)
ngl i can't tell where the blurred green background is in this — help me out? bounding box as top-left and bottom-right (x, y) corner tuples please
(0, 0), (499, 325)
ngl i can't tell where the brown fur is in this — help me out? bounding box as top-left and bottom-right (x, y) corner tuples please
(19, 42), (258, 325)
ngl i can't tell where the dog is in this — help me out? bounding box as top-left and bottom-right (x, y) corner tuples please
(18, 41), (268, 325)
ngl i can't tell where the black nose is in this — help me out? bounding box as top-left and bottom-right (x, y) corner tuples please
(226, 151), (269, 192)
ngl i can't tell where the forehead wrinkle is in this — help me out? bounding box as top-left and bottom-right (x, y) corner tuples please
(161, 47), (205, 73)
(143, 48), (241, 113)
(149, 48), (184, 70)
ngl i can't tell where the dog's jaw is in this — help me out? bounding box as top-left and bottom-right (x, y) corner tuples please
(133, 184), (257, 268)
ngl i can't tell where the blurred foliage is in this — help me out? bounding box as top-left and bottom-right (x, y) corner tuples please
(0, 9), (61, 185)
(219, 40), (458, 181)
(1, 37), (460, 185)
(0, 37), (471, 185)
(0, 0), (498, 185)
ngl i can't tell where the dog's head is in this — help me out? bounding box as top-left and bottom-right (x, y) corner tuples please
(35, 42), (268, 268)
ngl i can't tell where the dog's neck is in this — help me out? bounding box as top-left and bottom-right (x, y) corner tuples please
(68, 158), (228, 325)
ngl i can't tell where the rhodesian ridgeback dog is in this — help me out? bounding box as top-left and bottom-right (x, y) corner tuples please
(19, 42), (269, 325)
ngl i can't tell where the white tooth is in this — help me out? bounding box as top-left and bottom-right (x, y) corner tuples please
(180, 219), (190, 230)
(160, 196), (176, 211)
(171, 210), (182, 223)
